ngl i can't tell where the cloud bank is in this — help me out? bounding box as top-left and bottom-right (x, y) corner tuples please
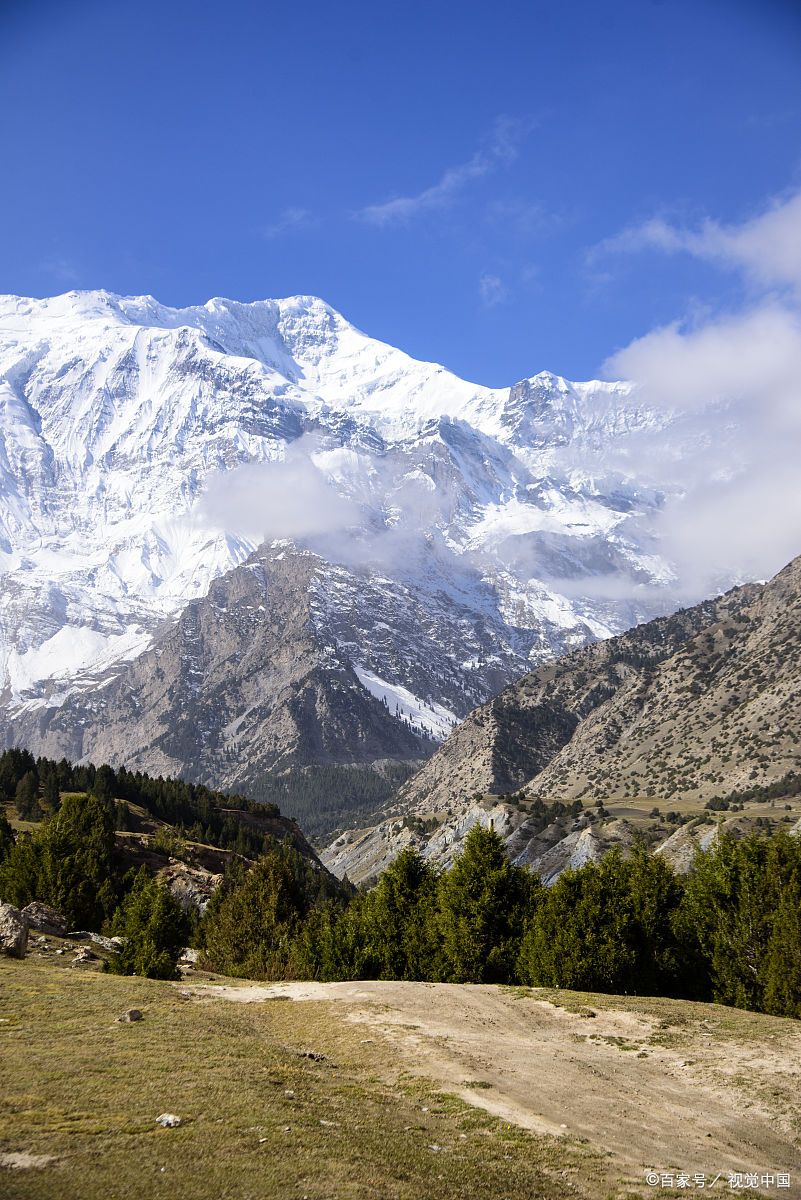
(601, 187), (801, 593)
(599, 189), (801, 294)
(197, 437), (359, 543)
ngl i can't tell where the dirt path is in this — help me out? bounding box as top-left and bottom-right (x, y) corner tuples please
(181, 980), (801, 1195)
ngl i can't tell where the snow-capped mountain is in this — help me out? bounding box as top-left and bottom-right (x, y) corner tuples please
(0, 288), (706, 830)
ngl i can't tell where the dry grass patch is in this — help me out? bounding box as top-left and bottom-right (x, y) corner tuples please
(0, 961), (599, 1200)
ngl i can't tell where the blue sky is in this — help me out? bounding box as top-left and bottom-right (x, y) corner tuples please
(1, 0), (800, 384)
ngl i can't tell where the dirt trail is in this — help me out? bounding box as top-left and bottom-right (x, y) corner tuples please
(182, 980), (801, 1195)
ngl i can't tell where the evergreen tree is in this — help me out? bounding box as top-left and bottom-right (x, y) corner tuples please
(0, 748), (36, 800)
(680, 831), (801, 1015)
(518, 849), (689, 995)
(0, 790), (117, 928)
(41, 770), (61, 815)
(200, 843), (322, 979)
(0, 809), (15, 863)
(436, 824), (531, 983)
(681, 832), (774, 1011)
(109, 866), (189, 979)
(762, 873), (801, 1019)
(360, 848), (441, 980)
(15, 771), (41, 820)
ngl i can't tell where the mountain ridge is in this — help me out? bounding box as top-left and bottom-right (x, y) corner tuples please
(0, 289), (749, 833)
(323, 554), (801, 879)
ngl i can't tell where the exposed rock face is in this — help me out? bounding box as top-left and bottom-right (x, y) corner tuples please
(21, 902), (67, 938)
(325, 554), (801, 882)
(6, 547), (438, 837)
(7, 548), (428, 774)
(158, 861), (224, 916)
(0, 902), (29, 958)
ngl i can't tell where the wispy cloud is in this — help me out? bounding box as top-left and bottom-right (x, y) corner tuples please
(593, 188), (801, 293)
(262, 206), (315, 239)
(479, 273), (508, 307)
(356, 116), (535, 227)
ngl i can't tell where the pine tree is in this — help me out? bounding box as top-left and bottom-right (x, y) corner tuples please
(518, 849), (688, 995)
(0, 809), (16, 864)
(360, 848), (440, 980)
(109, 866), (188, 979)
(200, 843), (321, 980)
(436, 824), (531, 984)
(0, 790), (117, 928)
(41, 770), (60, 815)
(14, 771), (41, 820)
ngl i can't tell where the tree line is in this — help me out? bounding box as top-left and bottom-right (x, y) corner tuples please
(0, 747), (281, 857)
(195, 825), (800, 1018)
(0, 747), (798, 1018)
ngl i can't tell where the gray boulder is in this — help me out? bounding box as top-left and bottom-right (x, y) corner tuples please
(0, 902), (29, 958)
(22, 901), (67, 937)
(117, 1009), (144, 1023)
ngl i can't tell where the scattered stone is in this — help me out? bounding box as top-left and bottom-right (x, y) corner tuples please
(0, 1152), (58, 1170)
(55, 948), (65, 956)
(71, 947), (95, 965)
(0, 902), (29, 958)
(178, 947), (199, 964)
(21, 902), (67, 937)
(318, 1119), (338, 1127)
(89, 933), (125, 953)
(155, 1113), (182, 1128)
(298, 1049), (326, 1061)
(117, 1009), (144, 1023)
(284, 1090), (295, 1098)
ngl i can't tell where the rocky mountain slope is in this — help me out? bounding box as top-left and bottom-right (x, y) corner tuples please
(0, 289), (746, 832)
(324, 554), (801, 880)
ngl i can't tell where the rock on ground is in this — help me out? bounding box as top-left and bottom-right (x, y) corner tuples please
(0, 902), (28, 958)
(21, 901), (67, 937)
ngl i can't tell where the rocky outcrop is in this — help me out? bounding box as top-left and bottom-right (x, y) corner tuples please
(21, 902), (67, 938)
(0, 902), (28, 958)
(158, 861), (224, 916)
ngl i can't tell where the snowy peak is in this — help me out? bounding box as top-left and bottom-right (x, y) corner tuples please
(0, 288), (699, 757)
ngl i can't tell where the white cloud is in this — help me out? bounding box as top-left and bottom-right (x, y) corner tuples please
(591, 186), (801, 595)
(479, 273), (508, 307)
(601, 286), (801, 594)
(357, 116), (534, 227)
(597, 188), (801, 293)
(197, 435), (358, 542)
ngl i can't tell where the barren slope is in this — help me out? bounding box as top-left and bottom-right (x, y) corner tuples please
(186, 979), (801, 1196)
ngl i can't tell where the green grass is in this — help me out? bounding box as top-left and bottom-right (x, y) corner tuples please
(0, 961), (602, 1200)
